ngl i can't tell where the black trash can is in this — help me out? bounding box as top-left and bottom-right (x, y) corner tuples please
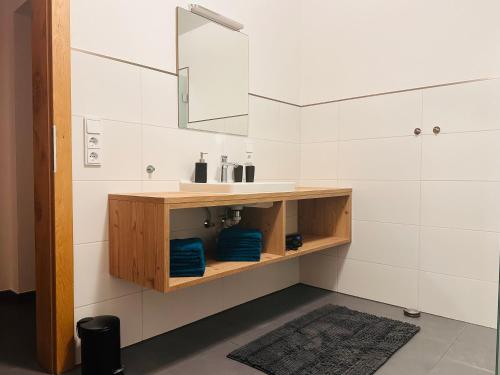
(77, 315), (124, 375)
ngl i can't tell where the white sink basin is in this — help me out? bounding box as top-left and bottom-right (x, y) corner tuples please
(180, 181), (296, 194)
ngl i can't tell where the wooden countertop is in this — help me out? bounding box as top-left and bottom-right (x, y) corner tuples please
(109, 187), (352, 207)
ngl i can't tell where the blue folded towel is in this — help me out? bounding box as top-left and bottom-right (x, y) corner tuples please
(216, 227), (263, 261)
(170, 237), (206, 277)
(218, 228), (263, 240)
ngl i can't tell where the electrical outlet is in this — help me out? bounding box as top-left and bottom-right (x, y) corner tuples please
(86, 149), (102, 165)
(84, 116), (102, 166)
(86, 134), (102, 149)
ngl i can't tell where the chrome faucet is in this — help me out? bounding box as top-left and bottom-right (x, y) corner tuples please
(220, 155), (237, 183)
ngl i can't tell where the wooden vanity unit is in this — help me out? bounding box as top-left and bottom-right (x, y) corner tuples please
(108, 188), (352, 293)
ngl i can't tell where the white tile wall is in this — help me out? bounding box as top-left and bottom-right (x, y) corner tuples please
(141, 69), (178, 128)
(299, 253), (338, 291)
(73, 180), (142, 244)
(142, 260), (298, 341)
(70, 0), (500, 344)
(141, 180), (179, 193)
(279, 103), (301, 143)
(300, 79), (500, 327)
(222, 260), (299, 309)
(72, 117), (142, 181)
(337, 220), (419, 269)
(419, 227), (500, 283)
(422, 131), (500, 181)
(74, 242), (142, 307)
(338, 91), (422, 140)
(249, 96), (281, 141)
(338, 137), (421, 181)
(300, 102), (339, 143)
(70, 0), (302, 104)
(342, 180), (420, 225)
(419, 272), (498, 328)
(71, 51), (141, 123)
(248, 97), (300, 143)
(300, 142), (338, 180)
(141, 125), (225, 182)
(337, 258), (419, 309)
(71, 0), (178, 72)
(71, 41), (301, 353)
(423, 79), (500, 134)
(421, 181), (500, 232)
(252, 139), (300, 181)
(142, 278), (227, 340)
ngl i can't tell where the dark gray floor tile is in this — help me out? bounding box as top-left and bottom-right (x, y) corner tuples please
(375, 334), (452, 375)
(225, 303), (314, 346)
(0, 366), (49, 375)
(166, 341), (262, 375)
(444, 324), (497, 372)
(429, 358), (494, 375)
(321, 292), (467, 345)
(0, 293), (43, 374)
(400, 312), (466, 344)
(2, 285), (498, 375)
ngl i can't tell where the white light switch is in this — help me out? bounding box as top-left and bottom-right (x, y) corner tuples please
(85, 118), (102, 134)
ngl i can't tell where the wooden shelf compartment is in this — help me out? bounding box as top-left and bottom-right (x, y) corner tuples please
(285, 234), (350, 257)
(109, 188), (351, 293)
(284, 194), (351, 257)
(169, 252), (282, 291)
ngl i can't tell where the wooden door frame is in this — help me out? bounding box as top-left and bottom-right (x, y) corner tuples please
(32, 0), (74, 373)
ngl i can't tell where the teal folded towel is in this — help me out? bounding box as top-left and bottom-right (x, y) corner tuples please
(216, 227), (263, 262)
(170, 238), (206, 277)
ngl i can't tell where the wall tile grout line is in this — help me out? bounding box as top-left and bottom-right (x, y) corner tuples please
(72, 47), (178, 76)
(72, 47), (499, 110)
(351, 218), (500, 234)
(303, 177), (500, 183)
(74, 290), (143, 310)
(340, 256), (499, 285)
(71, 47), (301, 108)
(416, 90), (425, 311)
(351, 218), (500, 235)
(335, 101), (342, 292)
(300, 127), (500, 144)
(301, 77), (499, 107)
(334, 257), (499, 285)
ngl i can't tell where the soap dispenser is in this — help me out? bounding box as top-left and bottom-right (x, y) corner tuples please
(245, 151), (255, 182)
(195, 152), (208, 183)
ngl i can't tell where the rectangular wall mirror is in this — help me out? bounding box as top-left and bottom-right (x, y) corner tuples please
(177, 7), (249, 136)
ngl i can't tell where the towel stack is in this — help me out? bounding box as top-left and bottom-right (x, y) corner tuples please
(170, 238), (206, 277)
(286, 233), (303, 250)
(216, 227), (263, 261)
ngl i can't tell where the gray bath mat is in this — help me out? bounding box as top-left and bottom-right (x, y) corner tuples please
(228, 304), (420, 375)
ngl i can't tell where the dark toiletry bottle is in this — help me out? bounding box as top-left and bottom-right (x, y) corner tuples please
(195, 152), (208, 183)
(245, 152), (255, 182)
(234, 164), (243, 182)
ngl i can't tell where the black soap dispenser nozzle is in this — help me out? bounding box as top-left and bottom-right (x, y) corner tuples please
(195, 152), (208, 183)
